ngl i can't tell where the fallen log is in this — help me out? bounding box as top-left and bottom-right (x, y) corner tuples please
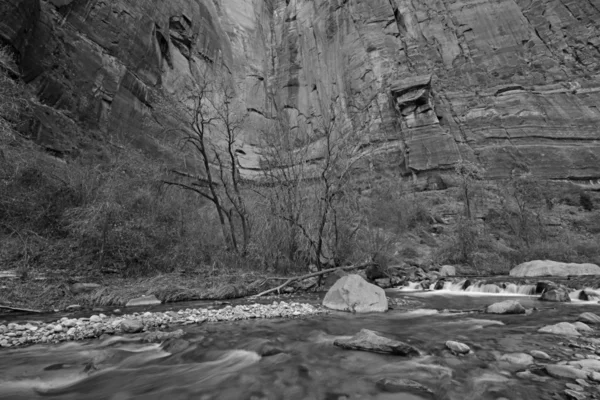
(0, 305), (43, 313)
(252, 262), (377, 298)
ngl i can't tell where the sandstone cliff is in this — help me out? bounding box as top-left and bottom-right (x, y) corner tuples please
(2, 0), (600, 182)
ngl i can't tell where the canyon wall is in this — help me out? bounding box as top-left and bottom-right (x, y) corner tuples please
(2, 0), (600, 182)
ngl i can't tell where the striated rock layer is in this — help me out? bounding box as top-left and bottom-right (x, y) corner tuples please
(2, 0), (600, 181)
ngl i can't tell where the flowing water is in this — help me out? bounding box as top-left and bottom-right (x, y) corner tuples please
(1, 289), (599, 400)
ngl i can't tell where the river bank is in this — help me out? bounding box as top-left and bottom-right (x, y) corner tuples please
(0, 270), (291, 313)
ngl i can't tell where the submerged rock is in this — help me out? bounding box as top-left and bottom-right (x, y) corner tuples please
(530, 350), (551, 360)
(333, 329), (419, 356)
(485, 300), (526, 314)
(375, 377), (434, 397)
(445, 340), (470, 355)
(499, 353), (534, 365)
(322, 275), (388, 313)
(578, 312), (600, 325)
(125, 295), (161, 307)
(510, 260), (600, 277)
(538, 322), (581, 336)
(568, 359), (600, 372)
(545, 365), (589, 380)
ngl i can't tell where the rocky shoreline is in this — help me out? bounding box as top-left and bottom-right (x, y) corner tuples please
(0, 301), (328, 348)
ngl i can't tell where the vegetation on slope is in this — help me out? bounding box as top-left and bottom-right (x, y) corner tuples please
(1, 46), (600, 311)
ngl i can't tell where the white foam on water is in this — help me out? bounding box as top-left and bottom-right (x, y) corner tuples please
(393, 280), (537, 297)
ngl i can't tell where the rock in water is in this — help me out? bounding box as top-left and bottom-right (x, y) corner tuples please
(545, 365), (589, 380)
(121, 319), (144, 333)
(125, 295), (161, 307)
(510, 260), (600, 277)
(530, 350), (551, 360)
(333, 329), (419, 356)
(445, 340), (470, 354)
(540, 288), (571, 302)
(376, 377), (434, 397)
(578, 312), (600, 325)
(322, 275), (388, 313)
(499, 353), (534, 365)
(486, 300), (526, 314)
(538, 322), (581, 336)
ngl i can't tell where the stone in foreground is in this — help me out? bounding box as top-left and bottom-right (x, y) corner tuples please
(125, 295), (161, 307)
(333, 329), (419, 356)
(538, 322), (581, 336)
(510, 260), (600, 277)
(322, 274), (388, 313)
(446, 340), (470, 354)
(578, 312), (600, 325)
(486, 300), (526, 314)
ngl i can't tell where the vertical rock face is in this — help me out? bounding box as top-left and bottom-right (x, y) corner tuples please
(2, 0), (600, 181)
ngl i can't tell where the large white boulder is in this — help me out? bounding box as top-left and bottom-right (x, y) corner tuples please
(509, 260), (600, 277)
(322, 274), (388, 313)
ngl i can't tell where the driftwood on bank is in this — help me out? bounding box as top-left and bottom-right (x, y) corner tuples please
(0, 305), (43, 313)
(252, 262), (377, 298)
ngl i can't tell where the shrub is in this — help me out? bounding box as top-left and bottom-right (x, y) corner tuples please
(580, 191), (594, 211)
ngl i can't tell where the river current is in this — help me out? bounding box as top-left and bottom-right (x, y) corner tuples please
(1, 291), (599, 400)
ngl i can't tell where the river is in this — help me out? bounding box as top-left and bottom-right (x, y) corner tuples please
(0, 291), (599, 400)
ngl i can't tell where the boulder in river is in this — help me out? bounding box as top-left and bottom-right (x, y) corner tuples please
(485, 300), (526, 314)
(333, 329), (419, 356)
(577, 289), (600, 301)
(538, 322), (581, 336)
(445, 340), (470, 355)
(510, 260), (600, 277)
(540, 287), (571, 302)
(322, 275), (388, 313)
(578, 312), (600, 325)
(125, 295), (161, 307)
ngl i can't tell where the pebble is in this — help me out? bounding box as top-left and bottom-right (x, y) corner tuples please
(0, 301), (327, 348)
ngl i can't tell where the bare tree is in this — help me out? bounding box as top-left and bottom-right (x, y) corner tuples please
(258, 102), (366, 271)
(157, 72), (250, 255)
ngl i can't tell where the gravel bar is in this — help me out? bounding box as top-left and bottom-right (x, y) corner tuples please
(0, 301), (328, 348)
